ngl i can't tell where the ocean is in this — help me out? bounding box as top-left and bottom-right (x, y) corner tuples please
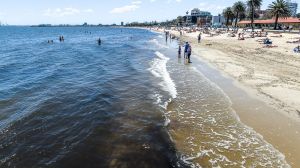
(0, 27), (290, 168)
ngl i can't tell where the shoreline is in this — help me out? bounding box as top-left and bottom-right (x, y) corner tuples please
(148, 27), (300, 167)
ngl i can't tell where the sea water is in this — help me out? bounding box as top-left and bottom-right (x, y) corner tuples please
(0, 27), (290, 167)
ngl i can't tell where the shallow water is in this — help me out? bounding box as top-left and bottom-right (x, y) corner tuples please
(0, 27), (290, 168)
(0, 27), (183, 167)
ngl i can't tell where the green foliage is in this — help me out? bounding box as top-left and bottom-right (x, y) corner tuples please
(268, 0), (291, 29)
(247, 0), (263, 30)
(232, 1), (246, 27)
(223, 7), (235, 27)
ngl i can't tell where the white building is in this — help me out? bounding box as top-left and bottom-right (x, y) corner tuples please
(186, 8), (212, 26)
(212, 15), (225, 26)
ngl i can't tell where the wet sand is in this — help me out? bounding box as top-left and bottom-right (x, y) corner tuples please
(193, 55), (300, 167)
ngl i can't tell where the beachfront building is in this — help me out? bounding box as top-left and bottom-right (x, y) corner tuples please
(238, 17), (300, 28)
(212, 15), (225, 27)
(287, 0), (298, 16)
(186, 8), (212, 26)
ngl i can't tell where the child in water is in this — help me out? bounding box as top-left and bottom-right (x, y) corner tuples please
(178, 45), (181, 58)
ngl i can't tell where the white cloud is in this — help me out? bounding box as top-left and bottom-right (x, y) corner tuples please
(43, 8), (93, 17)
(83, 9), (94, 13)
(110, 1), (142, 14)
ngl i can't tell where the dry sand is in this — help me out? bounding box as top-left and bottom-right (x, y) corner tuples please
(170, 29), (300, 120)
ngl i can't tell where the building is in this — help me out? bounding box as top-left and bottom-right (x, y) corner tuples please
(186, 8), (212, 26)
(287, 0), (298, 16)
(212, 15), (225, 27)
(121, 22), (124, 26)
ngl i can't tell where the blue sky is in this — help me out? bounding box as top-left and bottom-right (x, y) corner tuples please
(0, 0), (287, 25)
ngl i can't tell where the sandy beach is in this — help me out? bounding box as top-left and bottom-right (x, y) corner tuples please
(152, 27), (300, 167)
(163, 28), (300, 120)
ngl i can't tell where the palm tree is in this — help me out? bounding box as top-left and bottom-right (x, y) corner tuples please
(268, 0), (291, 30)
(247, 0), (263, 31)
(223, 7), (234, 28)
(233, 1), (246, 28)
(176, 16), (183, 26)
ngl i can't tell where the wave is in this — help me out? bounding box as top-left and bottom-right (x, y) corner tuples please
(149, 39), (169, 49)
(149, 51), (177, 99)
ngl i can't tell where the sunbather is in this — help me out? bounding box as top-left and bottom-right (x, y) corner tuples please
(294, 46), (300, 53)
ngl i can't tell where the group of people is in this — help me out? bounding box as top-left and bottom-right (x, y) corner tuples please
(59, 36), (65, 42)
(48, 36), (65, 43)
(48, 35), (102, 45)
(178, 42), (192, 63)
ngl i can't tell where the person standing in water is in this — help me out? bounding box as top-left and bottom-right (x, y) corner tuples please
(184, 42), (189, 59)
(59, 36), (64, 42)
(178, 45), (182, 58)
(97, 38), (102, 45)
(165, 31), (168, 42)
(187, 45), (192, 63)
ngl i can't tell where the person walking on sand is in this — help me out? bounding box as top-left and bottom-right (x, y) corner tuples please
(187, 45), (192, 63)
(198, 33), (202, 43)
(178, 45), (182, 58)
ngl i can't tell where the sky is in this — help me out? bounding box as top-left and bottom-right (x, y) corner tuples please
(0, 0), (296, 25)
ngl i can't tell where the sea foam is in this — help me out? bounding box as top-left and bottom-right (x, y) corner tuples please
(149, 51), (177, 100)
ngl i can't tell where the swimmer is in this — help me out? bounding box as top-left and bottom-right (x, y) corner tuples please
(97, 38), (102, 45)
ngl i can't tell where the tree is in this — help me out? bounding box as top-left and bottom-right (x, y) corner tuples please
(296, 13), (300, 18)
(223, 7), (235, 28)
(232, 1), (246, 28)
(176, 16), (183, 26)
(191, 16), (198, 24)
(268, 0), (291, 30)
(247, 0), (263, 31)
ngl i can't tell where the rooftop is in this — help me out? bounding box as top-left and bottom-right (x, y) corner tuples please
(238, 17), (300, 24)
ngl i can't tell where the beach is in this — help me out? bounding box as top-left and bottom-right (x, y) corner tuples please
(0, 26), (299, 167)
(153, 27), (300, 167)
(170, 29), (300, 119)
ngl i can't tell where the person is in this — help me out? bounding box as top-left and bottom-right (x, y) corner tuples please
(294, 45), (300, 53)
(187, 45), (192, 63)
(238, 33), (245, 40)
(165, 31), (169, 42)
(264, 38), (272, 45)
(198, 33), (201, 43)
(97, 38), (102, 45)
(184, 42), (189, 59)
(59, 36), (64, 42)
(178, 45), (182, 58)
